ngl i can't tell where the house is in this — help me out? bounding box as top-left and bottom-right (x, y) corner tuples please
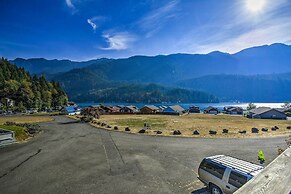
(248, 107), (287, 120)
(67, 101), (77, 107)
(120, 105), (139, 113)
(63, 106), (81, 115)
(189, 106), (200, 113)
(224, 106), (243, 115)
(101, 105), (121, 113)
(1, 98), (15, 107)
(140, 105), (160, 114)
(163, 105), (185, 114)
(204, 106), (219, 114)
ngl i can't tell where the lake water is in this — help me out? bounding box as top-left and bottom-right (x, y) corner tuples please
(77, 102), (286, 111)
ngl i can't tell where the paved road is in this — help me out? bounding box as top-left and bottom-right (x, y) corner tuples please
(0, 116), (289, 194)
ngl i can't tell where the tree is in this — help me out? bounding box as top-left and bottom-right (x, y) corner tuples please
(281, 101), (290, 109)
(247, 103), (256, 110)
(0, 59), (68, 111)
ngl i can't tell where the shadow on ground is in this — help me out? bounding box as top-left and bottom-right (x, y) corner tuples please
(59, 121), (80, 125)
(191, 187), (209, 194)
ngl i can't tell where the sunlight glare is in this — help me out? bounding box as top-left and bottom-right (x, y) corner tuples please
(246, 0), (265, 12)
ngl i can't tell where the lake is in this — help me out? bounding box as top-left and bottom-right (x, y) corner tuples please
(77, 102), (286, 111)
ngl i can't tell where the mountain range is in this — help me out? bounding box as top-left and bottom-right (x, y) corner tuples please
(9, 43), (291, 103)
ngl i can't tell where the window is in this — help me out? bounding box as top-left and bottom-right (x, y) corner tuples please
(200, 160), (226, 179)
(228, 171), (248, 188)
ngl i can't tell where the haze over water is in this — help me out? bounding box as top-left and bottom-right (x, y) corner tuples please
(78, 102), (286, 111)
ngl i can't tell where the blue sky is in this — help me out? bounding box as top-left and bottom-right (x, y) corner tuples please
(0, 0), (291, 60)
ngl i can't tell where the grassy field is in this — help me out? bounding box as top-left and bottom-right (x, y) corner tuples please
(94, 114), (291, 137)
(0, 115), (53, 124)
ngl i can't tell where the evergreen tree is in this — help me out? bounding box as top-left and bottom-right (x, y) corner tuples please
(0, 58), (68, 111)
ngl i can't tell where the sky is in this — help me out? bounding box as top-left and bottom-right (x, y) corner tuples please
(0, 0), (291, 60)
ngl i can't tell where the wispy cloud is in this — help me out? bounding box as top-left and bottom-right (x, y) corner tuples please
(87, 16), (107, 32)
(138, 0), (179, 38)
(65, 0), (77, 13)
(100, 32), (136, 50)
(196, 20), (291, 54)
(87, 19), (97, 31)
(178, 0), (291, 54)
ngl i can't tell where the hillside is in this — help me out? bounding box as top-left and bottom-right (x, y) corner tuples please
(177, 73), (291, 102)
(69, 83), (219, 103)
(0, 58), (68, 111)
(50, 68), (218, 103)
(9, 43), (291, 102)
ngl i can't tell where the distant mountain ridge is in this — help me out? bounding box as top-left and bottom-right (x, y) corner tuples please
(8, 43), (291, 102)
(10, 43), (291, 82)
(10, 58), (113, 74)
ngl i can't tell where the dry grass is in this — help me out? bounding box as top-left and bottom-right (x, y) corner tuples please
(0, 115), (53, 124)
(93, 114), (291, 138)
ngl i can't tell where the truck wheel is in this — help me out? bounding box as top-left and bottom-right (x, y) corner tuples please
(210, 184), (222, 194)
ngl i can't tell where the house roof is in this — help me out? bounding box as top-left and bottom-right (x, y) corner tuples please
(204, 106), (218, 112)
(250, 107), (286, 117)
(228, 107), (243, 112)
(143, 105), (159, 110)
(189, 106), (200, 109)
(276, 107), (291, 112)
(249, 107), (271, 115)
(124, 105), (138, 111)
(167, 105), (184, 112)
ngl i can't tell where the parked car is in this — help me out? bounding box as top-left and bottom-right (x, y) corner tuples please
(198, 155), (264, 194)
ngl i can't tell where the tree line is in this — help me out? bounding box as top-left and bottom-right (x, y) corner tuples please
(0, 58), (68, 111)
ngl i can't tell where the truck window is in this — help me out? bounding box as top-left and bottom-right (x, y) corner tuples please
(228, 171), (248, 188)
(200, 159), (226, 179)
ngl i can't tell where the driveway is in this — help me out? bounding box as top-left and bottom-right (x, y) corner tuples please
(0, 116), (288, 194)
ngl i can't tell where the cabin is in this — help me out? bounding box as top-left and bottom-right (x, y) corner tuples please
(248, 107), (287, 120)
(189, 106), (200, 113)
(120, 105), (139, 113)
(140, 105), (160, 114)
(224, 106), (243, 115)
(101, 105), (121, 113)
(163, 105), (185, 114)
(63, 106), (81, 115)
(204, 106), (219, 114)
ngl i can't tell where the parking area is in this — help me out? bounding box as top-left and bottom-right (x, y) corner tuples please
(0, 116), (289, 194)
